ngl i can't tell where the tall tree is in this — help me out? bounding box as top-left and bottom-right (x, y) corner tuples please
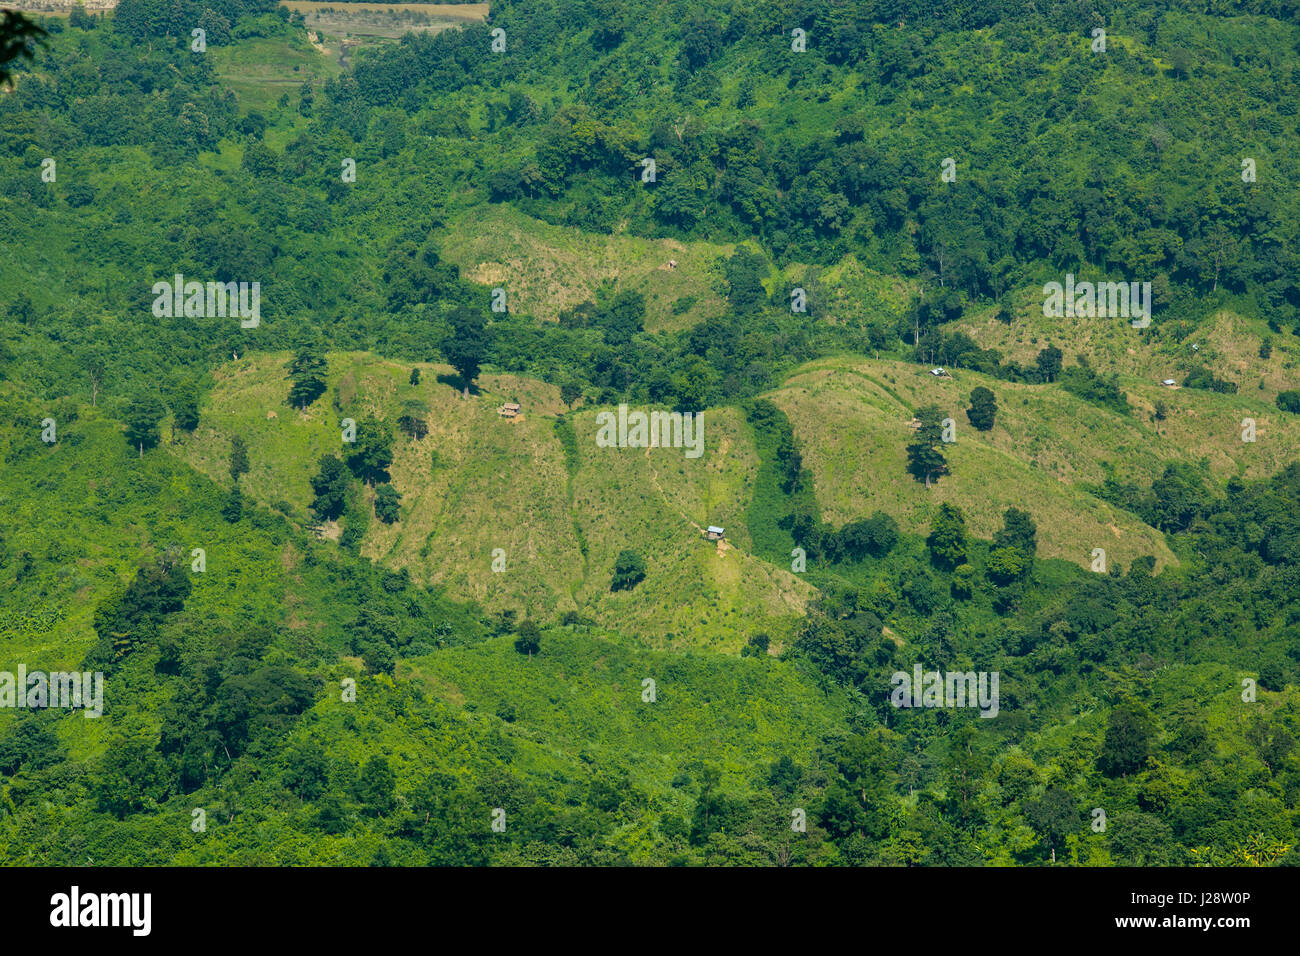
(513, 619), (541, 657)
(966, 386), (996, 431)
(906, 404), (949, 488)
(724, 248), (768, 315)
(89, 548), (191, 668)
(396, 399), (429, 440)
(596, 290), (646, 346)
(288, 341), (328, 409)
(1026, 787), (1077, 863)
(1036, 346), (1063, 383)
(309, 454), (349, 521)
(124, 395), (164, 457)
(222, 485), (243, 523)
(374, 483), (401, 523)
(927, 503), (968, 570)
(611, 550), (647, 591)
(82, 349), (107, 408)
(346, 418), (394, 486)
(0, 12), (46, 86)
(172, 387), (200, 437)
(229, 435), (250, 482)
(1099, 704), (1155, 778)
(994, 507), (1038, 557)
(444, 306), (490, 397)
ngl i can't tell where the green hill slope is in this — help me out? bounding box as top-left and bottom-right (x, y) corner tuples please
(173, 351), (814, 649)
(764, 357), (1179, 570)
(436, 204), (733, 332)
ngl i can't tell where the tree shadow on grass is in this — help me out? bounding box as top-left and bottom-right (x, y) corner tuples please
(436, 372), (480, 396)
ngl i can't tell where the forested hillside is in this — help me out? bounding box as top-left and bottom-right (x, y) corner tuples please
(1, 0), (1299, 866)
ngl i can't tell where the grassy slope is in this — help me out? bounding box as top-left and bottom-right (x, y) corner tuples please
(437, 207), (915, 336)
(209, 31), (343, 116)
(764, 357), (1180, 571)
(178, 343), (1298, 629)
(960, 300), (1300, 405)
(173, 351), (814, 649)
(436, 204), (733, 333)
(564, 402), (813, 650)
(954, 301), (1300, 479)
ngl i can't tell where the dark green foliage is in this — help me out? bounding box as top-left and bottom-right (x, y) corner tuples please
(313, 793), (351, 834)
(594, 290), (645, 347)
(0, 718), (64, 775)
(611, 549), (646, 591)
(986, 547), (1030, 586)
(1257, 660), (1287, 694)
(1061, 358), (1128, 415)
(209, 666), (317, 753)
(374, 483), (401, 524)
(353, 756), (398, 817)
(836, 512), (899, 561)
(229, 434), (250, 482)
(172, 388), (200, 434)
(222, 484), (243, 522)
(88, 549), (192, 669)
(1277, 391), (1300, 414)
(1149, 463), (1208, 533)
(309, 454), (349, 522)
(361, 641), (396, 675)
(288, 341), (328, 409)
(346, 418), (394, 486)
(92, 737), (171, 819)
(1109, 811), (1177, 865)
(513, 619), (541, 656)
(966, 385), (996, 431)
(724, 248), (768, 316)
(396, 399), (428, 440)
(444, 305), (490, 391)
(1183, 366), (1238, 394)
(0, 11), (46, 85)
(1025, 786), (1077, 859)
(283, 742), (330, 801)
(927, 503), (968, 570)
(1035, 347), (1063, 383)
(382, 239), (461, 311)
(994, 508), (1037, 557)
(123, 394), (164, 456)
(1099, 704), (1155, 778)
(907, 405), (949, 487)
(8, 293), (34, 326)
(112, 0), (273, 43)
(989, 507), (1036, 585)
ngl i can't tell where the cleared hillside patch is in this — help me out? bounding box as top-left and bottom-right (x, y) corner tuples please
(764, 358), (1178, 572)
(958, 302), (1300, 404)
(178, 353), (815, 649)
(437, 204), (732, 332)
